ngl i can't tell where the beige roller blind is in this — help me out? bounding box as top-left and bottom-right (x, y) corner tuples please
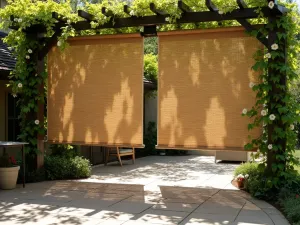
(158, 27), (261, 151)
(48, 34), (144, 147)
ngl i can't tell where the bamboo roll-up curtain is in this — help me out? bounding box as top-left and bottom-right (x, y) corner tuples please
(157, 27), (261, 151)
(47, 34), (144, 147)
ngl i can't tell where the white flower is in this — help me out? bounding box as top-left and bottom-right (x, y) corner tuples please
(28, 49), (32, 54)
(261, 109), (267, 116)
(266, 35), (268, 39)
(237, 174), (244, 179)
(67, 19), (71, 24)
(57, 41), (62, 47)
(242, 108), (248, 115)
(14, 18), (18, 22)
(265, 53), (271, 59)
(165, 17), (170, 22)
(269, 114), (276, 121)
(12, 94), (17, 98)
(268, 1), (275, 9)
(271, 43), (278, 50)
(25, 55), (30, 59)
(263, 103), (267, 108)
(218, 10), (223, 15)
(129, 10), (135, 16)
(245, 174), (249, 179)
(18, 18), (22, 23)
(292, 17), (297, 23)
(35, 73), (38, 77)
(268, 144), (273, 150)
(18, 83), (22, 88)
(249, 82), (255, 88)
(35, 120), (40, 125)
(290, 124), (295, 130)
(7, 47), (12, 51)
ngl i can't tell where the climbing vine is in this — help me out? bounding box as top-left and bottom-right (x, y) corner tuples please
(0, 0), (299, 187)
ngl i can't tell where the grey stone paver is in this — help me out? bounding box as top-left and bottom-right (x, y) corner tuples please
(0, 155), (290, 225)
(152, 202), (200, 212)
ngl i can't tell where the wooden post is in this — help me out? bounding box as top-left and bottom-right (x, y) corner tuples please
(266, 16), (287, 175)
(36, 58), (45, 168)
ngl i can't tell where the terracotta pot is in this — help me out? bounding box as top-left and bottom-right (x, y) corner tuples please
(0, 166), (20, 190)
(237, 180), (244, 189)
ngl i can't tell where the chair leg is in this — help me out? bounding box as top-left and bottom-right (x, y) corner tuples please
(105, 148), (110, 166)
(117, 147), (123, 166)
(132, 147), (135, 164)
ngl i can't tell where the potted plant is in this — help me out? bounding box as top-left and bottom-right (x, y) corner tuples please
(235, 174), (246, 189)
(0, 151), (20, 190)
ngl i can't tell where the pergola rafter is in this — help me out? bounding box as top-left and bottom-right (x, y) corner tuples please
(9, 0), (289, 170)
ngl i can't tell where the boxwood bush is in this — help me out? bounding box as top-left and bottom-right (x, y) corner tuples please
(45, 155), (92, 180)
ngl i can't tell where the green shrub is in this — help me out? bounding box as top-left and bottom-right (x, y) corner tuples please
(144, 121), (157, 155)
(234, 162), (269, 198)
(144, 54), (158, 84)
(49, 144), (80, 159)
(45, 156), (92, 180)
(234, 162), (259, 177)
(281, 195), (300, 224)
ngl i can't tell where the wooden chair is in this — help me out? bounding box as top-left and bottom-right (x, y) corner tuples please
(105, 147), (135, 166)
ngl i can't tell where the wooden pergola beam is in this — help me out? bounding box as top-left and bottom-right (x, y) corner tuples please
(124, 5), (131, 15)
(237, 0), (247, 9)
(150, 3), (168, 16)
(178, 0), (192, 13)
(102, 7), (113, 17)
(78, 10), (95, 21)
(52, 12), (67, 24)
(236, 1), (268, 47)
(205, 0), (218, 12)
(69, 7), (285, 31)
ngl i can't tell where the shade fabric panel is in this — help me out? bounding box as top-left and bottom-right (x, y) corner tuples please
(157, 28), (261, 150)
(48, 34), (144, 147)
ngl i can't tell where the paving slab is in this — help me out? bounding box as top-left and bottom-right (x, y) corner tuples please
(133, 209), (189, 225)
(152, 202), (200, 212)
(179, 212), (237, 224)
(0, 156), (290, 225)
(108, 201), (153, 214)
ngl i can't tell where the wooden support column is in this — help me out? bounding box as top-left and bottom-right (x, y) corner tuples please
(266, 16), (287, 175)
(36, 56), (45, 169)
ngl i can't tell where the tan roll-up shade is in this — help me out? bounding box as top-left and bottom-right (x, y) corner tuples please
(157, 27), (261, 151)
(48, 34), (144, 147)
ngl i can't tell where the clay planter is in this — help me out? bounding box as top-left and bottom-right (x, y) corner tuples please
(237, 180), (244, 189)
(0, 166), (20, 190)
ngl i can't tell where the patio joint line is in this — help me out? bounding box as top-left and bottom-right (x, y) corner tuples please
(108, 194), (135, 207)
(247, 200), (276, 225)
(233, 200), (246, 222)
(177, 188), (218, 225)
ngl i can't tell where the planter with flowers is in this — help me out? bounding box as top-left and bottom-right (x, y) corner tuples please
(234, 174), (249, 189)
(0, 151), (20, 190)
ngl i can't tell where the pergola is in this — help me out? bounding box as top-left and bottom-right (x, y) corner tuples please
(10, 0), (288, 171)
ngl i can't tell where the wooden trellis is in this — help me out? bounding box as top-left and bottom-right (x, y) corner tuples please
(9, 0), (288, 169)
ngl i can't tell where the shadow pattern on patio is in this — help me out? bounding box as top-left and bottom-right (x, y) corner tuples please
(0, 156), (289, 225)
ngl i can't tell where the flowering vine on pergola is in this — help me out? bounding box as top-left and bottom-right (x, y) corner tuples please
(2, 0), (299, 186)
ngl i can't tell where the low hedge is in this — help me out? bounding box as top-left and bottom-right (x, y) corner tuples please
(45, 155), (92, 180)
(234, 162), (300, 225)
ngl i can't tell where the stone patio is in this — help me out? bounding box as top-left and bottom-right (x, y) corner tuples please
(0, 155), (290, 225)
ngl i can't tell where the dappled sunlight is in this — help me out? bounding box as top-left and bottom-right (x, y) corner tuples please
(204, 98), (226, 147)
(47, 35), (144, 146)
(158, 30), (261, 150)
(0, 156), (284, 225)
